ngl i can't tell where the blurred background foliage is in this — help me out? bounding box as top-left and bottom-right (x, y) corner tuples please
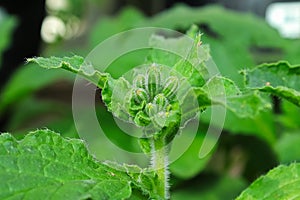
(0, 0), (300, 199)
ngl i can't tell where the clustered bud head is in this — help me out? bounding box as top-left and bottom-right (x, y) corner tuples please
(127, 64), (180, 130)
(109, 63), (199, 147)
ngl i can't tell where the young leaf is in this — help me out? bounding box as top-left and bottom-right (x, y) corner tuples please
(147, 26), (210, 88)
(236, 163), (300, 199)
(0, 129), (161, 200)
(243, 61), (300, 107)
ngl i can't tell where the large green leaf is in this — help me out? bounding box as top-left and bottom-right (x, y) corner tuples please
(0, 129), (162, 199)
(236, 163), (300, 199)
(243, 61), (300, 107)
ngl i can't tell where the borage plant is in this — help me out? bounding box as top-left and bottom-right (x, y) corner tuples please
(1, 26), (300, 199)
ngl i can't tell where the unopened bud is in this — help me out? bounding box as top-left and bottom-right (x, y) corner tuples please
(153, 93), (169, 109)
(162, 76), (179, 98)
(134, 88), (149, 103)
(133, 74), (146, 89)
(147, 66), (161, 99)
(145, 103), (158, 117)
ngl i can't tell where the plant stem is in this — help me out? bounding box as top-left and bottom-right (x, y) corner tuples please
(151, 139), (170, 199)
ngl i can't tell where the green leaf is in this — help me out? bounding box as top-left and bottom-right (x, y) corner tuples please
(275, 133), (300, 164)
(147, 27), (210, 88)
(195, 76), (271, 118)
(0, 129), (161, 199)
(27, 55), (110, 89)
(243, 61), (300, 107)
(201, 108), (276, 145)
(236, 163), (300, 199)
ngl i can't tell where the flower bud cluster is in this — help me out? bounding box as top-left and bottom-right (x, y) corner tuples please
(126, 64), (180, 129)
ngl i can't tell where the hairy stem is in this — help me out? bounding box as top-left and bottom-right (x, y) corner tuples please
(151, 139), (170, 199)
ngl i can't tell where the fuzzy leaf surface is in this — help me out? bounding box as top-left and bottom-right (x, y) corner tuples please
(0, 129), (161, 200)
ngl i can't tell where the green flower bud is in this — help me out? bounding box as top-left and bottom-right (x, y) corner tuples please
(147, 65), (161, 99)
(162, 76), (179, 99)
(134, 88), (149, 104)
(152, 111), (168, 128)
(145, 103), (158, 117)
(153, 93), (169, 110)
(133, 74), (146, 89)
